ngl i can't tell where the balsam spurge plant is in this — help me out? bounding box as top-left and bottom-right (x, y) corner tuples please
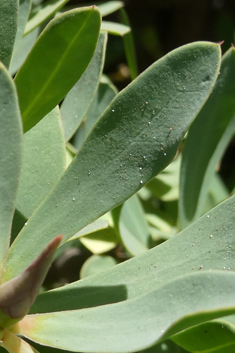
(0, 0), (235, 352)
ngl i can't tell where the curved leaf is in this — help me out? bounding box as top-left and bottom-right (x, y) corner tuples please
(179, 47), (235, 228)
(31, 192), (235, 315)
(0, 64), (22, 279)
(4, 41), (221, 281)
(15, 6), (101, 132)
(18, 271), (235, 353)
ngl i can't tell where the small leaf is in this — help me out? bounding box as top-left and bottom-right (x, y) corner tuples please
(98, 1), (124, 17)
(24, 0), (71, 35)
(15, 6), (101, 132)
(101, 21), (130, 36)
(118, 194), (150, 256)
(119, 8), (138, 79)
(80, 255), (117, 278)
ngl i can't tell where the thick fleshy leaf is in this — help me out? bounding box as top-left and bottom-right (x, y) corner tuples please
(31, 193), (235, 314)
(0, 64), (22, 279)
(0, 0), (18, 67)
(15, 6), (101, 132)
(101, 21), (130, 36)
(119, 194), (150, 255)
(17, 271), (235, 353)
(60, 31), (107, 141)
(98, 1), (124, 17)
(24, 0), (71, 35)
(3, 42), (221, 281)
(179, 47), (235, 228)
(172, 319), (235, 352)
(16, 107), (66, 219)
(11, 0), (32, 57)
(0, 329), (39, 353)
(0, 236), (62, 329)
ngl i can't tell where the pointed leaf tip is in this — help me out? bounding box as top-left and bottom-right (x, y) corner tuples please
(0, 236), (62, 328)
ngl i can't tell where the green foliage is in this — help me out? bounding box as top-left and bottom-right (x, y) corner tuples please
(0, 1), (234, 353)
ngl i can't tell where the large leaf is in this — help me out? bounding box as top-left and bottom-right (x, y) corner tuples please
(3, 42), (221, 281)
(15, 6), (101, 132)
(0, 64), (22, 280)
(0, 0), (18, 67)
(16, 107), (66, 219)
(17, 271), (235, 353)
(179, 47), (235, 228)
(60, 31), (107, 141)
(31, 193), (235, 314)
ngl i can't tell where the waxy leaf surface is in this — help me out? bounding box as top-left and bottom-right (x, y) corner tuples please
(4, 42), (221, 281)
(18, 271), (235, 353)
(31, 193), (235, 314)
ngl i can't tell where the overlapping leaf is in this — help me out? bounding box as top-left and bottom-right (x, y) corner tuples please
(3, 41), (221, 282)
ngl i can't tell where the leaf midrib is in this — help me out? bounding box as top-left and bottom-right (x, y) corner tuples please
(22, 9), (95, 123)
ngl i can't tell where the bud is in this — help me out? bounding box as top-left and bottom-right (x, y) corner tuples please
(0, 235), (62, 329)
